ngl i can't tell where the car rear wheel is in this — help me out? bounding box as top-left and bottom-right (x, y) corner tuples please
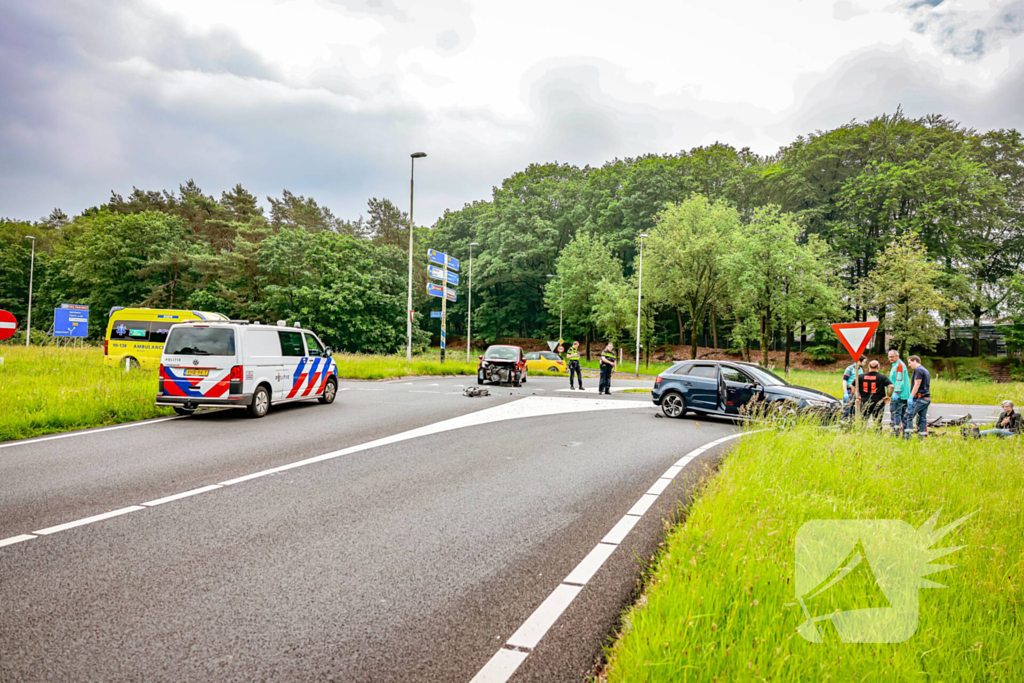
(248, 385), (271, 418)
(318, 378), (337, 404)
(661, 392), (687, 419)
(548, 366), (559, 372)
(172, 407), (195, 416)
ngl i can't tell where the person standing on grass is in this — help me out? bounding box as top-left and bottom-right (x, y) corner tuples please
(599, 341), (616, 395)
(905, 355), (931, 439)
(842, 355), (867, 418)
(887, 349), (912, 435)
(856, 360), (893, 428)
(966, 400), (1022, 438)
(566, 340), (584, 390)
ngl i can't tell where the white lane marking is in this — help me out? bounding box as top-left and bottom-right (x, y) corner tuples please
(355, 388), (386, 392)
(469, 649), (529, 683)
(3, 396), (650, 550)
(0, 416), (184, 450)
(601, 514), (641, 545)
(506, 584), (582, 650)
(563, 542), (617, 586)
(646, 478), (673, 496)
(141, 485), (222, 507)
(0, 534), (36, 548)
(662, 465), (683, 479)
(627, 494), (660, 517)
(33, 506), (145, 536)
(409, 390), (441, 394)
(468, 429), (752, 683)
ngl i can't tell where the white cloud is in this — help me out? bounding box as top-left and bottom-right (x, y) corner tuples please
(3, 0), (1024, 223)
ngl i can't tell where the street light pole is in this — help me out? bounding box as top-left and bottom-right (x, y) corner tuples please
(406, 152), (427, 362)
(467, 241), (479, 363)
(546, 274), (562, 341)
(635, 233), (649, 377)
(25, 236), (35, 347)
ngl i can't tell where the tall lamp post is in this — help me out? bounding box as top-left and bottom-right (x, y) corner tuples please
(25, 235), (35, 347)
(467, 241), (479, 363)
(635, 233), (649, 377)
(406, 152), (427, 361)
(546, 274), (562, 342)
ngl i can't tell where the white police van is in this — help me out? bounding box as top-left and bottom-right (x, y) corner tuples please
(157, 320), (338, 418)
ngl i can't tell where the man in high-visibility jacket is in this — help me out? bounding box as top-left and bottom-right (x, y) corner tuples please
(599, 341), (616, 395)
(887, 349), (912, 435)
(566, 341), (584, 390)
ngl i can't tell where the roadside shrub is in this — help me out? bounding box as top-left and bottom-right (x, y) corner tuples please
(804, 344), (837, 364)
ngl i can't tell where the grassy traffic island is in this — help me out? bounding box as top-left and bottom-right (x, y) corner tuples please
(600, 425), (1023, 682)
(0, 346), (478, 442)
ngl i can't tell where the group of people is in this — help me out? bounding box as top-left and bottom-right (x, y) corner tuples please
(563, 340), (617, 395)
(841, 350), (932, 438)
(842, 351), (1021, 439)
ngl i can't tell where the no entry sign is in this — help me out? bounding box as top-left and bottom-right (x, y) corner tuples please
(0, 310), (18, 341)
(831, 321), (879, 360)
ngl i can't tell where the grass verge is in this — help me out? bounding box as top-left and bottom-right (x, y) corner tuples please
(332, 352), (477, 379)
(601, 425), (1023, 682)
(0, 345), (171, 442)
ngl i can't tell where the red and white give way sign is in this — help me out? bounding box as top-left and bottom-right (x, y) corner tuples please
(0, 309), (18, 341)
(831, 321), (879, 360)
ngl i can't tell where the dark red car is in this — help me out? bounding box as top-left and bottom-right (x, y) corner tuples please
(477, 345), (528, 387)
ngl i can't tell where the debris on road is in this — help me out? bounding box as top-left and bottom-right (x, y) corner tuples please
(463, 387), (490, 397)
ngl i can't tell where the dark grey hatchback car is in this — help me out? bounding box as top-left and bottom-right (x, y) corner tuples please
(651, 360), (841, 419)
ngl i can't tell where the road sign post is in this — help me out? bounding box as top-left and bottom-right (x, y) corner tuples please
(831, 321), (879, 422)
(427, 249), (460, 363)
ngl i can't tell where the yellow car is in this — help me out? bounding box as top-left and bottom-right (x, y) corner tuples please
(105, 307), (228, 370)
(525, 351), (567, 374)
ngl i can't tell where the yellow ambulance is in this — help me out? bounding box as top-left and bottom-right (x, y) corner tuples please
(104, 307), (228, 369)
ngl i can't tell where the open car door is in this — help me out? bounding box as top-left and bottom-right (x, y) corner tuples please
(717, 365), (727, 412)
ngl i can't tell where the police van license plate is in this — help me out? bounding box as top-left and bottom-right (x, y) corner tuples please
(184, 368), (209, 377)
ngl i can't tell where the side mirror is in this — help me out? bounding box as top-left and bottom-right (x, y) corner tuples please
(324, 346), (333, 357)
(478, 355), (483, 360)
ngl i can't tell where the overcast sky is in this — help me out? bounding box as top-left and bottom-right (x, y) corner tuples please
(3, 0), (1024, 225)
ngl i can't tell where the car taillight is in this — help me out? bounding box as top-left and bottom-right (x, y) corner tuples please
(229, 365), (243, 381)
(104, 339), (108, 355)
(655, 376), (663, 384)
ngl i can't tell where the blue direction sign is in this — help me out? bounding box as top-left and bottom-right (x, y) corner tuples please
(430, 311), (442, 318)
(446, 255), (460, 272)
(54, 304), (89, 338)
(445, 288), (456, 302)
(446, 270), (459, 286)
(427, 248), (446, 267)
(428, 265), (446, 281)
(427, 282), (445, 298)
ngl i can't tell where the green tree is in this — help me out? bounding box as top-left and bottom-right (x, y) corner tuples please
(859, 233), (952, 355)
(545, 231), (622, 358)
(646, 196), (738, 360)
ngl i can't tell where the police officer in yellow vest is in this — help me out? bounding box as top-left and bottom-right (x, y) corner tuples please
(599, 341), (616, 395)
(566, 341), (584, 390)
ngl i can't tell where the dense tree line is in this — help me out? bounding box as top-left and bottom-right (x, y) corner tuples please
(2, 110), (1023, 358)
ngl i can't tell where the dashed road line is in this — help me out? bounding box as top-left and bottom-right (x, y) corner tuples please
(468, 430), (750, 683)
(0, 416), (185, 450)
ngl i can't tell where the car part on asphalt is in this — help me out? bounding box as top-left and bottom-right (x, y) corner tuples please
(463, 386), (490, 397)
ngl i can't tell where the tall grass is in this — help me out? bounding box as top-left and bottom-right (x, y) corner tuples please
(602, 426), (1024, 682)
(0, 346), (170, 442)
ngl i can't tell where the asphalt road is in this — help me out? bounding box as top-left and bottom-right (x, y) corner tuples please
(0, 374), (740, 682)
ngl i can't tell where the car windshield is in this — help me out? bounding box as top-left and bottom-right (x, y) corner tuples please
(484, 346), (518, 361)
(540, 352), (560, 360)
(742, 365), (788, 386)
(165, 327), (236, 356)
